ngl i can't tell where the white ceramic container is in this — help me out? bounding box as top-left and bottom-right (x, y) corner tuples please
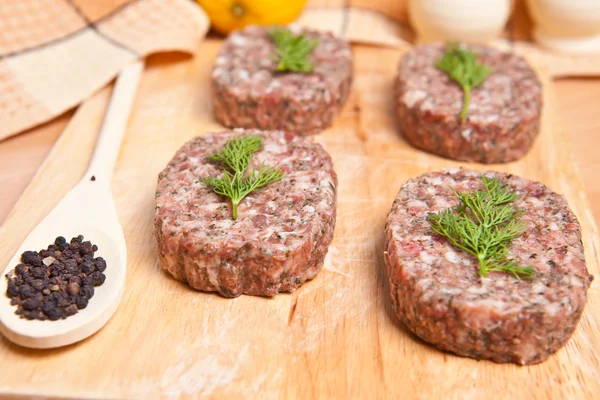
(527, 0), (600, 53)
(408, 0), (513, 44)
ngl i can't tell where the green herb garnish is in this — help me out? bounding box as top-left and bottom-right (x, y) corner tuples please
(269, 27), (319, 73)
(204, 135), (284, 220)
(436, 43), (493, 119)
(428, 176), (534, 279)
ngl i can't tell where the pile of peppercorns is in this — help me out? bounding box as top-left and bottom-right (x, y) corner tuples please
(4, 235), (107, 321)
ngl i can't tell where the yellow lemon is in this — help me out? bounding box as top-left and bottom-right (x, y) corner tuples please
(197, 0), (308, 35)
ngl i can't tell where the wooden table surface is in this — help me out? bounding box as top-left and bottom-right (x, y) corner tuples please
(1, 42), (599, 399)
(2, 74), (597, 228)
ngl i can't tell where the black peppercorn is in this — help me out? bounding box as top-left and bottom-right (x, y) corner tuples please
(15, 264), (28, 275)
(21, 251), (39, 265)
(30, 279), (44, 290)
(67, 282), (80, 295)
(6, 282), (19, 297)
(83, 275), (95, 287)
(20, 286), (37, 299)
(39, 249), (53, 258)
(64, 304), (78, 317)
(42, 303), (62, 321)
(92, 271), (106, 286)
(81, 261), (95, 275)
(76, 296), (89, 310)
(22, 297), (41, 310)
(5, 235), (107, 321)
(94, 257), (107, 272)
(69, 276), (82, 285)
(31, 267), (46, 279)
(80, 285), (95, 300)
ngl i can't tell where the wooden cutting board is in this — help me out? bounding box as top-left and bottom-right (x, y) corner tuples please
(0, 40), (599, 399)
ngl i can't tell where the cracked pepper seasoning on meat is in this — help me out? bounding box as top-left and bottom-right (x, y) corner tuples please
(384, 169), (593, 365)
(211, 25), (353, 136)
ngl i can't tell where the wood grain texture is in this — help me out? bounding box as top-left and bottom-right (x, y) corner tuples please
(554, 79), (600, 220)
(0, 41), (599, 399)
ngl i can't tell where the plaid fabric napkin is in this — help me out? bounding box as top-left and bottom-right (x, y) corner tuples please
(1, 0), (598, 142)
(0, 0), (208, 141)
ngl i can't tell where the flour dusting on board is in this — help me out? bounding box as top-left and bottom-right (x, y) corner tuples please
(111, 299), (284, 399)
(178, 345), (248, 396)
(118, 342), (268, 398)
(288, 237), (381, 353)
(322, 246), (351, 277)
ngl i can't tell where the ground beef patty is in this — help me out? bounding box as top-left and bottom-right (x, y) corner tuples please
(211, 25), (353, 136)
(154, 129), (337, 297)
(384, 169), (592, 365)
(394, 43), (542, 164)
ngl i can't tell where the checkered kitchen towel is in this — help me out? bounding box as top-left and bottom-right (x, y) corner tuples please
(0, 0), (208, 141)
(2, 0), (598, 141)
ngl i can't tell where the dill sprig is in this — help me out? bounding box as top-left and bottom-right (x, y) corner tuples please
(207, 134), (262, 174)
(269, 27), (319, 73)
(204, 135), (284, 220)
(428, 176), (535, 280)
(436, 43), (493, 119)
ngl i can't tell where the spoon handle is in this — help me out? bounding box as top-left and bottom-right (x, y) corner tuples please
(85, 60), (144, 183)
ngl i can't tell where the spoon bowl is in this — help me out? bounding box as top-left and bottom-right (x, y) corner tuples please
(0, 61), (143, 348)
(0, 180), (126, 348)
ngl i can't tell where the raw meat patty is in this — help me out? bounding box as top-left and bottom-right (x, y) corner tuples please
(384, 169), (592, 365)
(154, 129), (337, 297)
(211, 25), (353, 136)
(394, 43), (542, 164)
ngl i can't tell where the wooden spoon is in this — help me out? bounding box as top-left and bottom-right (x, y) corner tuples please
(0, 61), (144, 349)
